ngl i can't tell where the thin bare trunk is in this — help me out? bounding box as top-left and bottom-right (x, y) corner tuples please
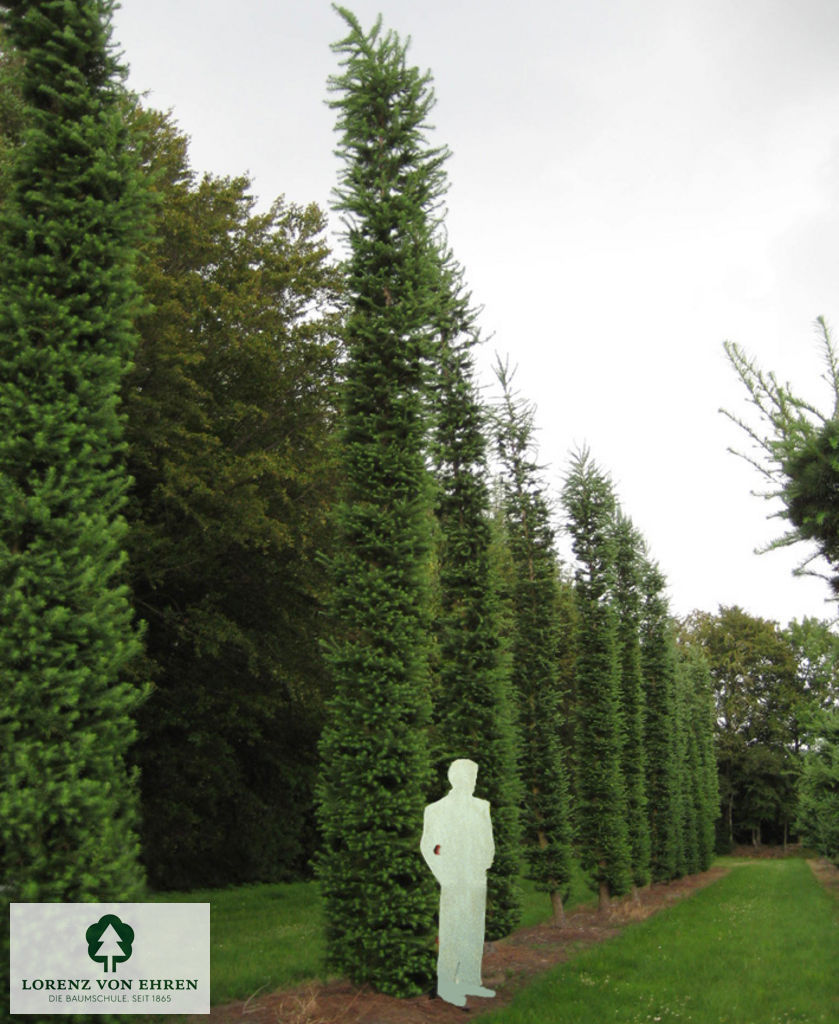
(727, 795), (734, 846)
(598, 878), (611, 915)
(550, 890), (565, 928)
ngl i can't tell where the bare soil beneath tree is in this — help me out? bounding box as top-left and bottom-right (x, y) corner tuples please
(808, 855), (839, 899)
(207, 866), (729, 1024)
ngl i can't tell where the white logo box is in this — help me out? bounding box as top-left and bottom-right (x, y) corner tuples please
(10, 902), (210, 1015)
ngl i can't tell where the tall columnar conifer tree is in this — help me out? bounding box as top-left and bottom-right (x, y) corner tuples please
(640, 561), (680, 881)
(562, 449), (632, 908)
(429, 256), (523, 939)
(315, 8), (445, 996)
(677, 646), (720, 873)
(0, 0), (146, 995)
(554, 569), (581, 792)
(0, 0), (145, 891)
(693, 651), (721, 870)
(671, 663), (693, 876)
(494, 363), (574, 926)
(613, 513), (652, 891)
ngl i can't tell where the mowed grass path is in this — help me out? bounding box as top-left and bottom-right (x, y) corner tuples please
(149, 880), (324, 1006)
(483, 859), (838, 1024)
(154, 868), (596, 1007)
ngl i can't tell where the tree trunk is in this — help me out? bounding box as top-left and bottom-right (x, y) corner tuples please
(727, 794), (734, 847)
(598, 878), (611, 915)
(550, 890), (565, 927)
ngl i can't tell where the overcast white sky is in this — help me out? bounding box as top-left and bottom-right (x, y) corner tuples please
(112, 0), (839, 627)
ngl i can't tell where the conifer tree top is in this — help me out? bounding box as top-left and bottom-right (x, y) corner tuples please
(328, 5), (450, 240)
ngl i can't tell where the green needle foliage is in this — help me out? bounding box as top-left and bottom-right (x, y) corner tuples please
(0, 26), (24, 200)
(315, 7), (445, 996)
(613, 512), (651, 889)
(671, 662), (693, 875)
(429, 258), (523, 940)
(671, 650), (720, 876)
(724, 322), (839, 595)
(693, 652), (721, 869)
(0, 0), (146, 995)
(640, 560), (680, 880)
(562, 448), (631, 906)
(679, 647), (720, 871)
(494, 362), (574, 926)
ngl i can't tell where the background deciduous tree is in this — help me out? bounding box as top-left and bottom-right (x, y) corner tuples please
(122, 106), (342, 888)
(678, 606), (834, 849)
(784, 617), (839, 747)
(796, 708), (839, 865)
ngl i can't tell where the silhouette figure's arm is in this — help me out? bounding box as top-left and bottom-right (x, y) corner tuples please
(481, 800), (495, 870)
(420, 805), (444, 881)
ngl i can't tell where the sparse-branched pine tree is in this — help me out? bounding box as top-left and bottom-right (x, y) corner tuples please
(614, 513), (651, 891)
(429, 255), (522, 939)
(640, 561), (680, 881)
(724, 325), (839, 596)
(562, 448), (632, 909)
(0, 0), (147, 996)
(315, 8), (447, 995)
(495, 362), (574, 926)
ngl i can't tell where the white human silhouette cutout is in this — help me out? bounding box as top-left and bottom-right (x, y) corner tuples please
(420, 758), (495, 1007)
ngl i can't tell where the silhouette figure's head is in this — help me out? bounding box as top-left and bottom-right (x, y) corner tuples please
(448, 758), (478, 795)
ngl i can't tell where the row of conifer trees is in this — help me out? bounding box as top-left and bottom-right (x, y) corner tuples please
(315, 9), (720, 997)
(0, 0), (720, 1005)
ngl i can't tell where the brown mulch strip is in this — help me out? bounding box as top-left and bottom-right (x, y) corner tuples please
(730, 843), (804, 859)
(808, 856), (839, 900)
(208, 866), (728, 1024)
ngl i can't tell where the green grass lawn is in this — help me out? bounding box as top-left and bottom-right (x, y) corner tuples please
(144, 858), (837, 1021)
(482, 858), (839, 1024)
(151, 863), (597, 1007)
(149, 879), (324, 1006)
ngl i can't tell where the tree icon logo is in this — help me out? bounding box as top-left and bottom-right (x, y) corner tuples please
(86, 914), (135, 972)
